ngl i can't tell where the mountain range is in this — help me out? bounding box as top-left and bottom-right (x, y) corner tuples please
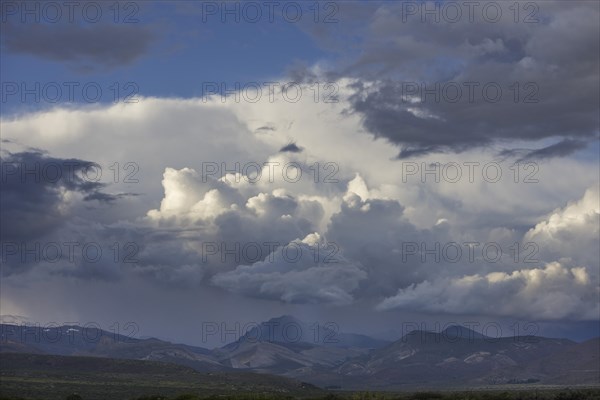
(1, 315), (598, 390)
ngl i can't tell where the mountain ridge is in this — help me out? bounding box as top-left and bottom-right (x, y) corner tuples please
(1, 317), (598, 390)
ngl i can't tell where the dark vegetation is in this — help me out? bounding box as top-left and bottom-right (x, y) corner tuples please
(1, 353), (598, 400)
(2, 388), (600, 400)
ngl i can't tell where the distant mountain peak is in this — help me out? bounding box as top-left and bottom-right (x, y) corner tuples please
(235, 315), (307, 345)
(441, 325), (488, 340)
(399, 325), (488, 343)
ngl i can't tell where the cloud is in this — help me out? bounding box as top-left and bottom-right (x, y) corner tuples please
(526, 186), (599, 238)
(377, 261), (599, 320)
(0, 87), (597, 322)
(212, 233), (368, 305)
(308, 1), (600, 157)
(328, 188), (425, 294)
(145, 166), (325, 234)
(377, 186), (600, 320)
(1, 22), (155, 70)
(0, 150), (116, 242)
(140, 166), (327, 280)
(499, 139), (589, 162)
(525, 185), (600, 268)
(146, 167), (243, 223)
(279, 142), (303, 153)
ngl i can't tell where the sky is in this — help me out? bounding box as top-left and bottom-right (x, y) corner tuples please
(0, 0), (599, 348)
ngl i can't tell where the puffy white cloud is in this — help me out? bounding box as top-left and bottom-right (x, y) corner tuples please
(377, 261), (599, 320)
(376, 186), (600, 320)
(525, 185), (600, 268)
(527, 186), (599, 237)
(146, 167), (242, 223)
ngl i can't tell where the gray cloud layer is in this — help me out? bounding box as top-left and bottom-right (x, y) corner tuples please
(1, 22), (155, 70)
(308, 1), (600, 158)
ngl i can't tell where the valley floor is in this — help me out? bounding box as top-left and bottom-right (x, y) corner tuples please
(1, 352), (599, 400)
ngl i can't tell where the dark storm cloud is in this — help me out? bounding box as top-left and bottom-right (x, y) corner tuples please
(0, 151), (114, 242)
(523, 140), (589, 159)
(83, 191), (140, 202)
(1, 22), (155, 70)
(499, 139), (589, 162)
(310, 1), (600, 158)
(279, 142), (303, 153)
(348, 74), (599, 159)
